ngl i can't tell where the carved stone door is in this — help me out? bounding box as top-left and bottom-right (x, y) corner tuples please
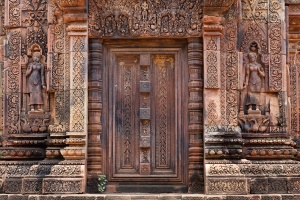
(103, 40), (188, 192)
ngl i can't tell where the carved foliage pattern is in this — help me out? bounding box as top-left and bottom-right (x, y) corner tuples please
(88, 0), (202, 37)
(64, 36), (71, 131)
(290, 62), (298, 134)
(25, 27), (47, 57)
(242, 0), (268, 23)
(240, 24), (267, 54)
(43, 180), (82, 193)
(206, 100), (218, 126)
(8, 0), (20, 26)
(6, 31), (21, 134)
(220, 34), (226, 126)
(122, 62), (133, 166)
(224, 21), (238, 126)
(207, 179), (247, 194)
(21, 0), (47, 27)
(51, 6), (69, 128)
(208, 164), (300, 176)
(268, 0), (283, 92)
(154, 56), (169, 166)
(71, 37), (85, 132)
(206, 52), (218, 88)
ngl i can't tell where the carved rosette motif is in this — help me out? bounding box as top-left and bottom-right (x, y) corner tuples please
(88, 0), (202, 38)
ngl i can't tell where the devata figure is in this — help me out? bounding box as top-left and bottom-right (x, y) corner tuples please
(243, 51), (265, 111)
(26, 52), (46, 111)
(244, 52), (265, 92)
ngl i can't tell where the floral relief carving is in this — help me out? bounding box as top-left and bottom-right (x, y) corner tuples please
(70, 36), (85, 132)
(89, 0), (202, 38)
(8, 0), (20, 26)
(206, 52), (218, 88)
(21, 0), (47, 27)
(207, 179), (247, 194)
(43, 179), (83, 193)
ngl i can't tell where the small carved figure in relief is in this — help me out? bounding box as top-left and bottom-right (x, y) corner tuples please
(243, 51), (265, 112)
(26, 51), (46, 111)
(141, 0), (148, 21)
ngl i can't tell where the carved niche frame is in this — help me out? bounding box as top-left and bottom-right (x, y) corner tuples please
(88, 0), (204, 193)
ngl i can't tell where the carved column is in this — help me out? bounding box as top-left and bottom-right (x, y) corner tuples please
(187, 37), (204, 193)
(86, 38), (103, 192)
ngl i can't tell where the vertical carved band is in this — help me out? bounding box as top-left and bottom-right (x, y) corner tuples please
(154, 57), (168, 166)
(70, 36), (86, 132)
(224, 21), (238, 126)
(5, 31), (21, 135)
(290, 62), (298, 134)
(268, 0), (284, 92)
(204, 35), (220, 89)
(87, 39), (103, 175)
(187, 38), (203, 193)
(122, 62), (133, 166)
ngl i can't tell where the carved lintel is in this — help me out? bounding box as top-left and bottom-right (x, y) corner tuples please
(89, 0), (202, 38)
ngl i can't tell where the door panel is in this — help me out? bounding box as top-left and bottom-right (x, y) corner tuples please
(114, 55), (140, 175)
(105, 45), (187, 187)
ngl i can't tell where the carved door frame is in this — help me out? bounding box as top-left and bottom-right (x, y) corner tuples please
(100, 39), (189, 192)
(87, 37), (203, 193)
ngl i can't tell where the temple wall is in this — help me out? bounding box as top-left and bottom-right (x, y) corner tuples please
(0, 0), (300, 197)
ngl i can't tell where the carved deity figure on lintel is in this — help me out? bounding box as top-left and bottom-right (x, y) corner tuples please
(26, 51), (46, 112)
(243, 47), (265, 114)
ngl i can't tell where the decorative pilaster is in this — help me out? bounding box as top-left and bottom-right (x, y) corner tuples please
(56, 0), (88, 193)
(187, 37), (204, 193)
(86, 38), (103, 192)
(58, 0), (88, 161)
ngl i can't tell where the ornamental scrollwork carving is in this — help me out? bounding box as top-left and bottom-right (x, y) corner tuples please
(89, 0), (202, 37)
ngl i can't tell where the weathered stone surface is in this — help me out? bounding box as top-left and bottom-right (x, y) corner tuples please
(4, 179), (22, 194)
(0, 0), (300, 196)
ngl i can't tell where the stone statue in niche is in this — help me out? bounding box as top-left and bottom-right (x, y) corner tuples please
(20, 45), (51, 133)
(26, 51), (46, 112)
(238, 43), (270, 133)
(243, 51), (265, 114)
